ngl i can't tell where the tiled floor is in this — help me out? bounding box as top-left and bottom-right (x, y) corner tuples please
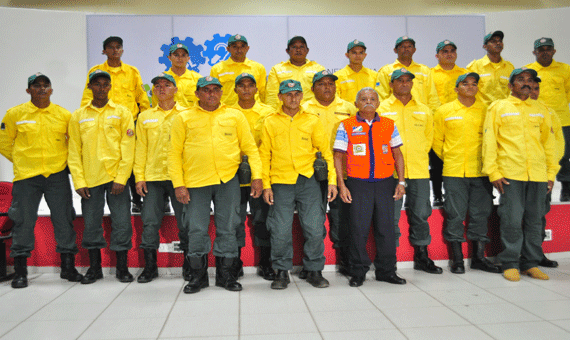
(1, 256), (570, 340)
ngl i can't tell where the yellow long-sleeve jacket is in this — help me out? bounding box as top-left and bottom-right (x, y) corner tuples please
(482, 95), (558, 183)
(431, 64), (466, 105)
(231, 101), (273, 146)
(525, 60), (570, 127)
(81, 61), (150, 120)
(301, 97), (357, 149)
(168, 104), (262, 189)
(151, 68), (201, 108)
(334, 65), (378, 104)
(467, 55), (514, 107)
(533, 99), (565, 162)
(68, 100), (135, 189)
(378, 95), (433, 179)
(0, 102), (70, 181)
(265, 59), (325, 109)
(433, 99), (487, 177)
(133, 103), (188, 183)
(210, 58), (267, 106)
(259, 108), (335, 189)
(375, 59), (441, 112)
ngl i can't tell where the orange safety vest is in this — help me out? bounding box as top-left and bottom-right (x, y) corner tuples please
(343, 115), (395, 180)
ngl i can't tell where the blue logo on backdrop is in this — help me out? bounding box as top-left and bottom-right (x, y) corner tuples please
(158, 34), (232, 72)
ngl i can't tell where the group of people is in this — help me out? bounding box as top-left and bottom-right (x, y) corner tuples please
(0, 30), (567, 291)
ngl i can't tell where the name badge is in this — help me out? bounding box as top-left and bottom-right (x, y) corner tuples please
(382, 144), (389, 154)
(353, 143), (366, 156)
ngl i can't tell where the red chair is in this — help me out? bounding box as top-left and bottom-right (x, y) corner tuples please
(0, 182), (14, 281)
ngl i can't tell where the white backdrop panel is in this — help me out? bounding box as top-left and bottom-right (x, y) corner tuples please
(288, 16), (406, 73)
(407, 15), (486, 68)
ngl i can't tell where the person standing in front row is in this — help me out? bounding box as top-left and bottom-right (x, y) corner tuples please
(433, 72), (501, 275)
(333, 87), (406, 287)
(168, 76), (262, 294)
(260, 80), (337, 290)
(134, 73), (189, 283)
(68, 70), (136, 284)
(0, 73), (83, 288)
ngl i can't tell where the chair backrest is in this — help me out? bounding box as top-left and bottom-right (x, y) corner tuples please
(0, 182), (13, 235)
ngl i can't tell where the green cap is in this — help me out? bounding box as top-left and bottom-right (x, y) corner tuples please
(103, 36), (123, 49)
(509, 67), (540, 84)
(436, 39), (457, 53)
(151, 73), (177, 87)
(235, 73), (256, 86)
(395, 36), (415, 48)
(484, 31), (504, 44)
(312, 70), (338, 85)
(169, 43), (189, 54)
(534, 37), (554, 49)
(455, 72), (480, 87)
(88, 69), (111, 82)
(228, 34), (248, 46)
(287, 36), (307, 48)
(196, 76), (222, 89)
(27, 72), (51, 86)
(279, 79), (302, 94)
(347, 39), (366, 52)
(391, 68), (415, 82)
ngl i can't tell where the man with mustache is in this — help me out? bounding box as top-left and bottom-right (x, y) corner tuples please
(482, 68), (558, 281)
(265, 36), (325, 109)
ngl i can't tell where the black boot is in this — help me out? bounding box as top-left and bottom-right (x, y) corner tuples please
(183, 255), (209, 294)
(81, 249), (103, 284)
(271, 269), (290, 289)
(413, 245), (443, 274)
(182, 251), (192, 281)
(449, 242), (465, 274)
(137, 249), (158, 283)
(257, 246), (276, 281)
(561, 182), (570, 202)
(470, 241), (501, 273)
(306, 271), (330, 288)
(11, 256), (28, 288)
(115, 250), (134, 282)
(337, 247), (351, 276)
(539, 254), (559, 268)
(60, 253), (83, 282)
(215, 256), (242, 291)
(231, 247), (244, 278)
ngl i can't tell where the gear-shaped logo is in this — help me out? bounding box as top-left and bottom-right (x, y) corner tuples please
(202, 33), (232, 66)
(158, 37), (206, 72)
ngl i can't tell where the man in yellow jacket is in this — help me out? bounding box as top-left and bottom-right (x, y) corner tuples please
(0, 73), (83, 288)
(265, 36), (325, 109)
(231, 73), (275, 280)
(525, 37), (570, 202)
(210, 34), (267, 106)
(80, 36), (151, 214)
(334, 40), (378, 104)
(260, 79), (337, 290)
(375, 36), (440, 113)
(68, 70), (136, 285)
(482, 68), (558, 282)
(168, 76), (262, 294)
(378, 68), (442, 275)
(529, 79), (565, 268)
(302, 70), (357, 275)
(134, 73), (189, 283)
(433, 72), (501, 275)
(151, 43), (201, 108)
(467, 31), (514, 107)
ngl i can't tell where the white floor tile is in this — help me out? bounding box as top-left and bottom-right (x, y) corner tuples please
(240, 294), (309, 315)
(479, 320), (570, 340)
(98, 300), (174, 319)
(321, 329), (407, 340)
(449, 302), (541, 324)
(428, 288), (506, 306)
(2, 319), (92, 340)
(400, 325), (494, 340)
(169, 298), (238, 318)
(405, 271), (481, 291)
(27, 302), (108, 321)
(240, 312), (318, 335)
(79, 317), (167, 339)
(303, 293), (376, 312)
(241, 333), (321, 340)
(486, 285), (567, 302)
(161, 313), (238, 338)
(311, 309), (395, 332)
(455, 270), (533, 289)
(515, 299), (570, 320)
(550, 319), (570, 332)
(381, 306), (470, 328)
(366, 291), (443, 309)
(0, 321), (19, 337)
